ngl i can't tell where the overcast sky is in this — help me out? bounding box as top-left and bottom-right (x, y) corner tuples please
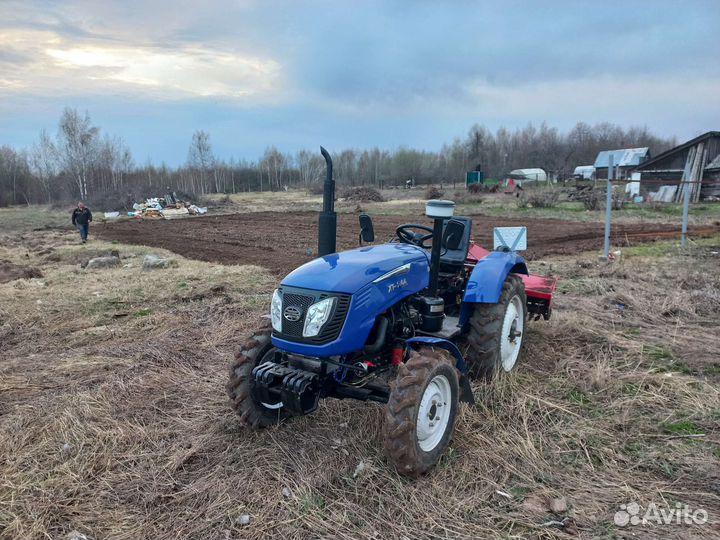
(1, 0), (719, 164)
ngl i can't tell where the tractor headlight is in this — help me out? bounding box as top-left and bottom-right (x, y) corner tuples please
(270, 289), (282, 332)
(303, 297), (336, 337)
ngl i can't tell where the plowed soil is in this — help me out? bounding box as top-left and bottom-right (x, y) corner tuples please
(96, 212), (720, 276)
(0, 259), (43, 284)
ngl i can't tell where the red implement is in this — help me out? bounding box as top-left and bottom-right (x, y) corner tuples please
(465, 242), (556, 319)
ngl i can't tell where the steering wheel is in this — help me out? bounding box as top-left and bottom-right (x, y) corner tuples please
(396, 224), (434, 248)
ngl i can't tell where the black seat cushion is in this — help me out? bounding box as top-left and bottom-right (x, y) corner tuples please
(440, 216), (472, 267)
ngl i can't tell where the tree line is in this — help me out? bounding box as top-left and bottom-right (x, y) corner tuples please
(0, 107), (676, 209)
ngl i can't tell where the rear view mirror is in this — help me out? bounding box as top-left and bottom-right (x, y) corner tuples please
(442, 219), (466, 250)
(359, 214), (375, 244)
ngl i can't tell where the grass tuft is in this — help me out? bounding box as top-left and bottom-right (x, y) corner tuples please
(662, 420), (703, 435)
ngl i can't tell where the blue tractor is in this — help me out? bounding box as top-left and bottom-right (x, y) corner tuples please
(227, 148), (555, 477)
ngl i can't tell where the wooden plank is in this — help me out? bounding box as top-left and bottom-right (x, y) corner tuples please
(695, 146), (708, 202)
(676, 146), (696, 202)
(690, 143), (705, 202)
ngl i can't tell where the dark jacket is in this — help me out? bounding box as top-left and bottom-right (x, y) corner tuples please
(72, 207), (93, 226)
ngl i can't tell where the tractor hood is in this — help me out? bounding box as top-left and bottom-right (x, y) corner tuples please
(281, 243), (429, 294)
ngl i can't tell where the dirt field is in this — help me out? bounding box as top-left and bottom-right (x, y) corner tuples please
(96, 212), (720, 277)
(0, 259), (42, 284)
(1, 209), (719, 540)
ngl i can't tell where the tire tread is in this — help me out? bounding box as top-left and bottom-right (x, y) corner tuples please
(383, 347), (458, 477)
(226, 319), (288, 429)
(463, 274), (527, 378)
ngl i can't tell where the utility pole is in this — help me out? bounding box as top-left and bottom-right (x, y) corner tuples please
(603, 155), (613, 260)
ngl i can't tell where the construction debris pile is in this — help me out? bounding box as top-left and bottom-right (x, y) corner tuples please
(126, 193), (208, 220)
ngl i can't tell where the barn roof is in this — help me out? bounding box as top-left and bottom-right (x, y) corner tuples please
(594, 148), (649, 168)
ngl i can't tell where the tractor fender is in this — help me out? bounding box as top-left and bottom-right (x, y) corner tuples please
(405, 337), (466, 372)
(403, 337), (474, 404)
(463, 251), (528, 304)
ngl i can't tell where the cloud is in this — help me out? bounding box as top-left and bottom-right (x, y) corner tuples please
(47, 44), (280, 98)
(0, 0), (719, 163)
(0, 27), (283, 101)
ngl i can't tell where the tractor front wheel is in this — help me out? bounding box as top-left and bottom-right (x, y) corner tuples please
(383, 347), (459, 477)
(464, 274), (527, 378)
(226, 320), (290, 429)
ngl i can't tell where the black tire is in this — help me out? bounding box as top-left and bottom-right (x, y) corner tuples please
(383, 347), (459, 477)
(226, 320), (291, 429)
(464, 274), (527, 379)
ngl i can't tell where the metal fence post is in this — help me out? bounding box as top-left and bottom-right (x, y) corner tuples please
(603, 155), (613, 259)
(681, 177), (690, 247)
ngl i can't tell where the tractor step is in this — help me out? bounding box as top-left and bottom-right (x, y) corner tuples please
(417, 315), (461, 339)
(333, 381), (390, 403)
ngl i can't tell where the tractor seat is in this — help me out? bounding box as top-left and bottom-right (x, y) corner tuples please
(439, 216), (472, 268)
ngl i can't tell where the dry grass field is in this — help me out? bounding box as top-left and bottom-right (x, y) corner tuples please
(1, 204), (719, 539)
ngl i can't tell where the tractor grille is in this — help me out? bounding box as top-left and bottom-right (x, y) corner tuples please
(274, 287), (351, 345)
(280, 292), (315, 336)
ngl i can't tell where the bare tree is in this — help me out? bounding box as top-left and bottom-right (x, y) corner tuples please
(296, 149), (324, 188)
(29, 129), (57, 203)
(0, 147), (32, 205)
(120, 145), (134, 186)
(97, 135), (133, 190)
(187, 130), (214, 193)
(260, 147), (286, 191)
(334, 149), (357, 185)
(56, 108), (99, 200)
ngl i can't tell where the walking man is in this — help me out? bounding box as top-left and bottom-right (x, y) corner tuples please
(72, 201), (93, 243)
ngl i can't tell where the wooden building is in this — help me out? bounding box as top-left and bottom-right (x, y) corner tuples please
(633, 132), (720, 200)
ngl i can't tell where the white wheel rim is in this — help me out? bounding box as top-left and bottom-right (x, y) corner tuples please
(261, 400), (283, 410)
(500, 295), (524, 371)
(416, 374), (452, 452)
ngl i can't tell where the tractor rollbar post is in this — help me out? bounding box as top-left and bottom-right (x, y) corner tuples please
(318, 146), (337, 256)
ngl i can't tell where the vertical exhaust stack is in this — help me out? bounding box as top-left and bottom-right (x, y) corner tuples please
(318, 146), (337, 256)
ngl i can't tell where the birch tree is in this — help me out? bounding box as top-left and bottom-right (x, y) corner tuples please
(296, 149), (324, 187)
(187, 130), (214, 193)
(29, 129), (57, 203)
(56, 108), (99, 200)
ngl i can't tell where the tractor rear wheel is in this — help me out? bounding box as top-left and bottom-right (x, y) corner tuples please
(464, 274), (527, 379)
(383, 347), (459, 477)
(226, 320), (290, 429)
